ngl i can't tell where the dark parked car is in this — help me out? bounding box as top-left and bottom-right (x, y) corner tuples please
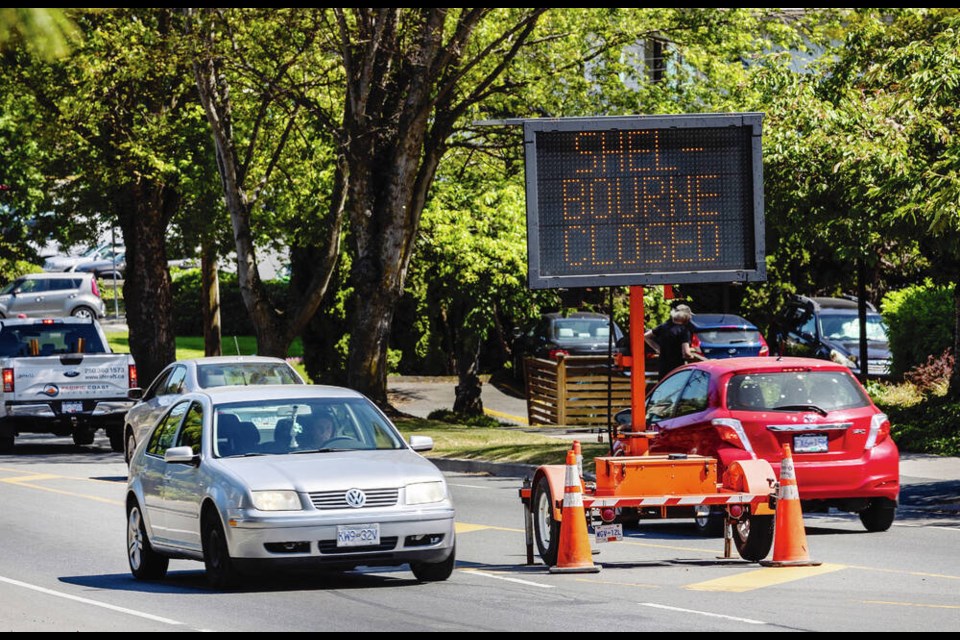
(511, 311), (624, 380)
(639, 312), (769, 383)
(769, 295), (892, 378)
(689, 313), (769, 359)
(613, 356), (899, 536)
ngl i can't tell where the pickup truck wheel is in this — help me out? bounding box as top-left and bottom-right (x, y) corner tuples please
(72, 429), (95, 446)
(127, 501), (169, 580)
(532, 475), (560, 567)
(733, 512), (774, 562)
(0, 434), (14, 453)
(108, 427), (124, 453)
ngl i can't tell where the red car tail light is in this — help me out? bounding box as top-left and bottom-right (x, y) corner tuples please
(128, 364), (138, 388)
(690, 333), (702, 355)
(548, 348), (569, 360)
(711, 418), (756, 456)
(2, 368), (13, 393)
(758, 334), (769, 357)
(865, 412), (891, 449)
(91, 277), (100, 298)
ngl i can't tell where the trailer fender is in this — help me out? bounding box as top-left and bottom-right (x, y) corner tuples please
(533, 465), (567, 521)
(722, 458), (777, 515)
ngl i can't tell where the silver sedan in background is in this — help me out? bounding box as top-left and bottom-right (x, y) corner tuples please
(122, 355), (305, 464)
(125, 384), (456, 588)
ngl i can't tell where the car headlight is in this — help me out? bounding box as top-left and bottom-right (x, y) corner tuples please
(251, 490), (302, 511)
(829, 348), (857, 369)
(405, 481), (447, 505)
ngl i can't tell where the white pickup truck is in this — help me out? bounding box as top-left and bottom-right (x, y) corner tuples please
(0, 317), (138, 452)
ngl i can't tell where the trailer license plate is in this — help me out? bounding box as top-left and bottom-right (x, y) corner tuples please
(594, 523), (622, 543)
(337, 523), (380, 547)
(794, 434), (827, 453)
(62, 401), (83, 414)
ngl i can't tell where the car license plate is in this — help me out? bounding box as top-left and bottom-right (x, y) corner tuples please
(336, 523), (380, 547)
(794, 433), (828, 453)
(62, 401), (83, 414)
(594, 522), (622, 543)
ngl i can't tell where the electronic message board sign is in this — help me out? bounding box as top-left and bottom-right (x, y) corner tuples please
(523, 113), (765, 289)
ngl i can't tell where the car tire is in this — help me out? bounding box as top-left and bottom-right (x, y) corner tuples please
(693, 506), (726, 537)
(203, 510), (241, 589)
(127, 501), (169, 580)
(411, 546), (456, 582)
(732, 512), (774, 562)
(124, 428), (137, 465)
(532, 474), (561, 567)
(107, 427), (124, 453)
(859, 499), (896, 532)
(0, 434), (14, 453)
(71, 305), (96, 320)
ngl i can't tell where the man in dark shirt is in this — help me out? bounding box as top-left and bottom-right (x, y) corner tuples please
(645, 304), (706, 378)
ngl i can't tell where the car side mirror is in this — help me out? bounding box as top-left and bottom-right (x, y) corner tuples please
(408, 434), (434, 452)
(127, 388), (144, 401)
(164, 446), (199, 465)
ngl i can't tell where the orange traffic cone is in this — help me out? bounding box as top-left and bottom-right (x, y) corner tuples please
(572, 440), (586, 491)
(760, 444), (821, 567)
(549, 448), (601, 574)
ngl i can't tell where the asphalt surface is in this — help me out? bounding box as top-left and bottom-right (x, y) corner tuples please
(387, 375), (960, 515)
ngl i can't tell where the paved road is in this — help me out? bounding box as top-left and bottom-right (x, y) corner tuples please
(387, 375), (960, 513)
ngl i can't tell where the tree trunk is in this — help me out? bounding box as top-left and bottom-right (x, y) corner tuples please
(117, 182), (177, 387)
(346, 270), (397, 406)
(201, 239), (221, 357)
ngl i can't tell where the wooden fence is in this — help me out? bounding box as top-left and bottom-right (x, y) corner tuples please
(523, 355), (635, 427)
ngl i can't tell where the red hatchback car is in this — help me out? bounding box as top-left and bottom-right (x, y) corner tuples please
(615, 356), (899, 534)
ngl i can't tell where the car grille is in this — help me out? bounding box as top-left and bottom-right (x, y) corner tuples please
(308, 488), (399, 510)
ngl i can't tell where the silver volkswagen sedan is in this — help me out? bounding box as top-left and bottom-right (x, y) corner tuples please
(125, 385), (456, 587)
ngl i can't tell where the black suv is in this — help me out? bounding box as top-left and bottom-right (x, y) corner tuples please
(511, 311), (623, 380)
(769, 295), (892, 378)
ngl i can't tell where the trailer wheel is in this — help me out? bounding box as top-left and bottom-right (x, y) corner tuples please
(532, 475), (560, 566)
(733, 512), (774, 562)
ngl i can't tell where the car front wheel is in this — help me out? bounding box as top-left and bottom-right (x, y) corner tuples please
(203, 511), (240, 588)
(411, 546), (456, 582)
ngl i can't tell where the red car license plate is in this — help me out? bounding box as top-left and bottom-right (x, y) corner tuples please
(794, 433), (827, 453)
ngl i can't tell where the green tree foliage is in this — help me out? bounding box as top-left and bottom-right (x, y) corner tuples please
(882, 281), (954, 378)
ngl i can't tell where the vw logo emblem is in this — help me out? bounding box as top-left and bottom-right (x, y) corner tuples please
(345, 488), (367, 508)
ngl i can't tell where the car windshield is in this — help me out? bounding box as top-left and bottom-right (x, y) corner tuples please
(553, 319), (614, 341)
(214, 397), (406, 457)
(819, 313), (888, 342)
(0, 323), (106, 357)
(197, 362), (301, 387)
(727, 371), (870, 412)
(695, 328), (761, 345)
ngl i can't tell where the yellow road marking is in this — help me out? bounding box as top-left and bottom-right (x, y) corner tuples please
(686, 562), (846, 592)
(1, 473), (61, 483)
(483, 407), (528, 426)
